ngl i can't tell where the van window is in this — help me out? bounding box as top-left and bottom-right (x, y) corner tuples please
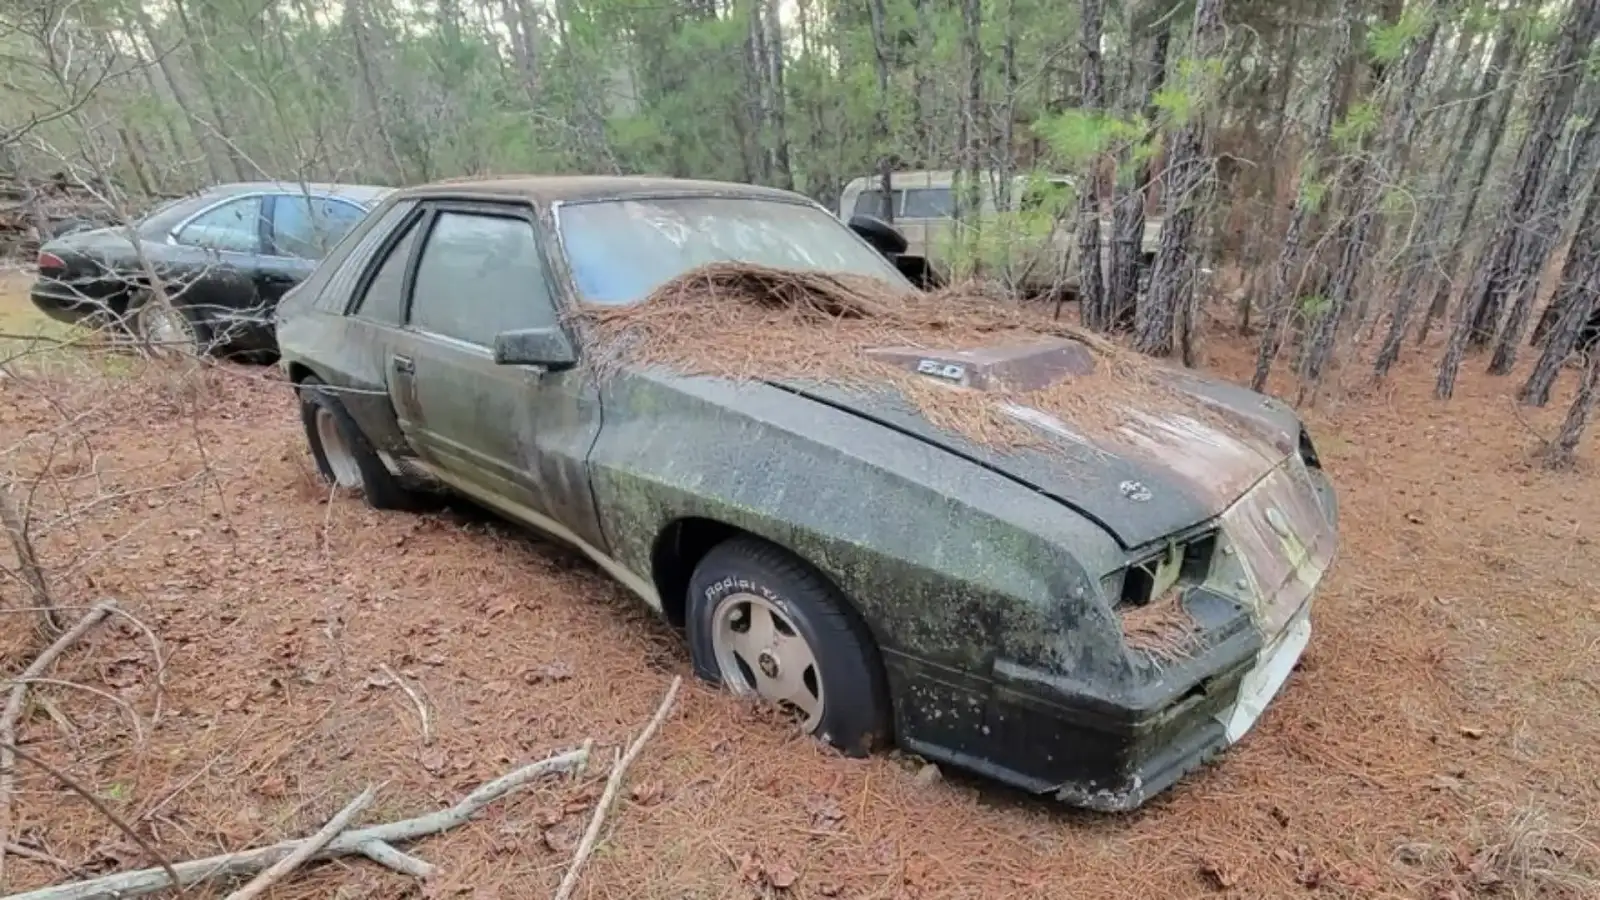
(901, 188), (954, 219)
(851, 189), (898, 218)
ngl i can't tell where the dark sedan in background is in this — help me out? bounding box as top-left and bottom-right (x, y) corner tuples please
(30, 181), (390, 359)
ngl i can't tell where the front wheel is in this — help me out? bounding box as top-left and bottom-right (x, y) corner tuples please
(686, 536), (891, 756)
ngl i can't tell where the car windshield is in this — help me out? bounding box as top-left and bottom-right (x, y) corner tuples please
(556, 196), (910, 306)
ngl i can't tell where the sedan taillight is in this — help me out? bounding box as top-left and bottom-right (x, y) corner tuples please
(36, 250), (66, 273)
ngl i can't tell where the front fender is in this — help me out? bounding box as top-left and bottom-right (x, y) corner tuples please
(587, 371), (1134, 687)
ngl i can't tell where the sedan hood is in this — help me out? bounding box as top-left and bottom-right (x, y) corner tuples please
(774, 340), (1302, 549)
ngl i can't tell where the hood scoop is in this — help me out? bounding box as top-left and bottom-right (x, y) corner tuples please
(863, 339), (1097, 392)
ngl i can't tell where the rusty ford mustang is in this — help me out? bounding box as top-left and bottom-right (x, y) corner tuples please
(274, 175), (1339, 811)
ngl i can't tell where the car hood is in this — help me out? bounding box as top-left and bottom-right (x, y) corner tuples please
(770, 340), (1303, 550)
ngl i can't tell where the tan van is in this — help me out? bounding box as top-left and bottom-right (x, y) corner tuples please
(837, 169), (1162, 297)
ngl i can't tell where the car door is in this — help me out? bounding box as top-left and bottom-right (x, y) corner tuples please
(389, 201), (609, 552)
(165, 194), (269, 344)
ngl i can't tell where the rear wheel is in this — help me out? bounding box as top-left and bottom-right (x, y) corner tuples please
(297, 375), (417, 510)
(686, 536), (891, 756)
(129, 289), (208, 358)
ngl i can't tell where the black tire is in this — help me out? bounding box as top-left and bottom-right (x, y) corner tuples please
(296, 375), (416, 511)
(686, 536), (891, 756)
(127, 289), (213, 358)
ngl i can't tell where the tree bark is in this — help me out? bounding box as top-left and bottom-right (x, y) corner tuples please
(1251, 0), (1354, 392)
(1075, 0), (1108, 329)
(867, 0), (895, 222)
(1438, 0), (1600, 399)
(1417, 29), (1528, 346)
(1544, 343), (1600, 468)
(1299, 2), (1442, 395)
(1108, 15), (1169, 333)
(1377, 19), (1515, 374)
(1135, 0), (1223, 357)
(1489, 103), (1600, 373)
(1520, 177), (1600, 406)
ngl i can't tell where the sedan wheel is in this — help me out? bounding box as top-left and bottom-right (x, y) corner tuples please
(134, 299), (202, 358)
(313, 406), (365, 489)
(710, 592), (825, 731)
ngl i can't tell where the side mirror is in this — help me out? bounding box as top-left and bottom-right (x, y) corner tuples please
(848, 214), (909, 256)
(492, 326), (578, 371)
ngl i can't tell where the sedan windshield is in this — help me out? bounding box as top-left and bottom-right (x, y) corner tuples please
(556, 196), (910, 306)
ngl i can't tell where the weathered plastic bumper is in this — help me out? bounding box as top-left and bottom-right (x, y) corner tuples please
(30, 280), (103, 325)
(887, 466), (1337, 812)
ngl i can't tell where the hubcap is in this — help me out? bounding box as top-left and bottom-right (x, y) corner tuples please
(138, 301), (198, 357)
(710, 593), (824, 731)
(313, 406), (363, 489)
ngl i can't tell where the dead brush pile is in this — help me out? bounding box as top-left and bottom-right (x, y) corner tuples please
(571, 262), (1202, 449)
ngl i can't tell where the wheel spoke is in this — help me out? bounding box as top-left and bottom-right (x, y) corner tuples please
(742, 602), (776, 649)
(775, 664), (820, 717)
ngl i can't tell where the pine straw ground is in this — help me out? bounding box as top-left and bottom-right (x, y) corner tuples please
(1, 273), (1599, 900)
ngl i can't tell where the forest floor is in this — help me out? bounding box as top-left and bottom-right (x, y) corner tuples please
(1, 268), (1597, 900)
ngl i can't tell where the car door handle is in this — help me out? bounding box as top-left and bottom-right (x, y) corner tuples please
(392, 355), (414, 375)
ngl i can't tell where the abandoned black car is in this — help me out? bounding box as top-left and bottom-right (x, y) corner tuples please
(274, 175), (1339, 811)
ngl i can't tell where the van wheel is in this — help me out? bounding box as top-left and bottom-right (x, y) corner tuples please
(686, 536), (891, 756)
(297, 375), (416, 511)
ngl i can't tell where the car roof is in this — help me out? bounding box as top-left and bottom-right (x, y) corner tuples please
(841, 170), (1075, 191)
(393, 175), (810, 206)
(199, 181), (394, 205)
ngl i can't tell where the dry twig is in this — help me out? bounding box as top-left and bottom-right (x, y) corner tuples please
(378, 664), (432, 747)
(222, 784), (378, 900)
(552, 675), (682, 900)
(4, 744), (591, 900)
(0, 601), (115, 889)
(0, 483), (59, 636)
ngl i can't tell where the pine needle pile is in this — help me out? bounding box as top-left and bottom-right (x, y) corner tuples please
(571, 262), (1201, 449)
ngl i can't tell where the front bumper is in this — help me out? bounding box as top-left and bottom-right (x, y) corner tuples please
(888, 466), (1337, 812)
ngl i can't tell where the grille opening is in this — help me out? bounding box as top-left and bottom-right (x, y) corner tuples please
(1114, 531), (1219, 608)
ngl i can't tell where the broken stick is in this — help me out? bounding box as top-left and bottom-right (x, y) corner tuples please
(0, 601), (116, 890)
(552, 675), (682, 900)
(3, 744), (591, 900)
(223, 785), (377, 900)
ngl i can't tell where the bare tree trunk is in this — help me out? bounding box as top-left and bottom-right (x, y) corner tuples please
(1135, 0), (1223, 357)
(170, 0), (246, 181)
(761, 0), (794, 190)
(912, 0), (934, 166)
(128, 8), (226, 185)
(1377, 19), (1515, 374)
(957, 0), (984, 266)
(1438, 0), (1600, 400)
(1108, 11), (1170, 333)
(1520, 179), (1600, 406)
(1075, 0), (1107, 329)
(1544, 345), (1600, 468)
(1251, 1), (1353, 392)
(1489, 106), (1600, 373)
(346, 0), (407, 183)
(1417, 31), (1527, 346)
(1300, 2), (1442, 396)
(867, 0), (895, 221)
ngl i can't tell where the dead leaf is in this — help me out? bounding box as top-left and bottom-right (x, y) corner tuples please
(541, 822), (579, 853)
(767, 860), (798, 890)
(1199, 859), (1238, 890)
(419, 747), (448, 775)
(630, 781), (663, 806)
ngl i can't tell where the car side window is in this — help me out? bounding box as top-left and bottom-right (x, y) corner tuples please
(851, 189), (899, 218)
(406, 211), (557, 346)
(901, 188), (954, 219)
(271, 195), (369, 259)
(352, 219), (420, 326)
(174, 196), (265, 253)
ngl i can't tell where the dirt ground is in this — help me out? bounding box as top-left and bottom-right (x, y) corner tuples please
(1, 269), (1597, 900)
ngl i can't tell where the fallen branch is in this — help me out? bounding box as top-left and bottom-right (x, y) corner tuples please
(356, 840), (435, 880)
(552, 675), (682, 900)
(0, 601), (115, 889)
(3, 744), (591, 900)
(223, 785), (377, 900)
